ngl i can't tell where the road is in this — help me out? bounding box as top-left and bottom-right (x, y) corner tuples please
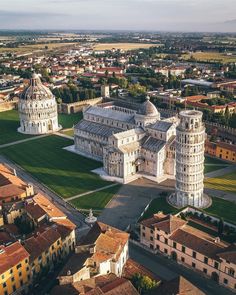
(0, 155), (90, 240)
(130, 242), (235, 295)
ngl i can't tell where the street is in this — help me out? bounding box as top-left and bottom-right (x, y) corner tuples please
(130, 242), (235, 295)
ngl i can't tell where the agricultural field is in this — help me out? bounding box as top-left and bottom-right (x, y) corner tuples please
(70, 184), (121, 214)
(0, 42), (77, 54)
(0, 110), (33, 145)
(182, 51), (236, 64)
(0, 135), (110, 198)
(93, 43), (159, 51)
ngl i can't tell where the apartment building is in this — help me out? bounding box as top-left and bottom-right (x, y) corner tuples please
(140, 212), (236, 291)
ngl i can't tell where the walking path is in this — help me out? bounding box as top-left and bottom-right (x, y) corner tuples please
(0, 134), (49, 149)
(66, 183), (119, 201)
(205, 164), (236, 178)
(54, 131), (73, 140)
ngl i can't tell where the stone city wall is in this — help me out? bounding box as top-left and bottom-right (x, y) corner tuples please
(58, 97), (103, 114)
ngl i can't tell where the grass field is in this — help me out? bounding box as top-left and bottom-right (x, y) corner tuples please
(70, 185), (121, 212)
(140, 196), (180, 221)
(182, 52), (236, 64)
(205, 197), (236, 224)
(93, 43), (159, 51)
(0, 42), (77, 54)
(205, 171), (236, 195)
(204, 156), (230, 173)
(58, 112), (82, 129)
(140, 196), (236, 224)
(0, 110), (33, 145)
(0, 135), (109, 198)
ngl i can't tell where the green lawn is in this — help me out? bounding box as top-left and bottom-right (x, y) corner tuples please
(204, 156), (230, 174)
(205, 156), (230, 165)
(140, 195), (236, 225)
(140, 196), (180, 221)
(205, 197), (236, 224)
(58, 113), (82, 129)
(204, 165), (228, 174)
(0, 110), (33, 145)
(70, 184), (121, 212)
(205, 171), (236, 194)
(0, 135), (110, 198)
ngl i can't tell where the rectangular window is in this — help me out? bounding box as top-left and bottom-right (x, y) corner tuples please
(3, 282), (7, 288)
(156, 234), (160, 240)
(204, 257), (208, 264)
(214, 262), (219, 269)
(150, 236), (153, 241)
(182, 246), (185, 253)
(203, 268), (207, 274)
(19, 272), (22, 277)
(16, 263), (22, 270)
(164, 249), (168, 254)
(224, 278), (228, 285)
(192, 262), (196, 268)
(164, 238), (168, 245)
(173, 242), (177, 249)
(192, 251), (196, 258)
(181, 257), (185, 263)
(150, 229), (153, 234)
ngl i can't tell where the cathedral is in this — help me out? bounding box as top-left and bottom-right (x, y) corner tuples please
(18, 73), (61, 135)
(74, 97), (177, 183)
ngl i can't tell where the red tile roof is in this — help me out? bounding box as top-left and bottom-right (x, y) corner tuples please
(0, 242), (29, 275)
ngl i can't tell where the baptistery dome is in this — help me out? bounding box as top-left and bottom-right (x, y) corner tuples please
(18, 74), (61, 135)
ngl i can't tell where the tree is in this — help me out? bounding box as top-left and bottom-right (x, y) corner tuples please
(218, 218), (224, 235)
(224, 105), (230, 125)
(128, 83), (146, 97)
(131, 273), (157, 294)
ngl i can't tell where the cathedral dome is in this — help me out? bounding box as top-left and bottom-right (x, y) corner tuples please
(21, 73), (54, 101)
(138, 96), (159, 117)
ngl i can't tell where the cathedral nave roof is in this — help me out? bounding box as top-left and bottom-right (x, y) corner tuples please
(75, 119), (122, 138)
(148, 120), (174, 132)
(142, 136), (166, 153)
(85, 106), (135, 123)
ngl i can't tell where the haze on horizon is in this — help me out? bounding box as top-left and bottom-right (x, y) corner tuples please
(0, 0), (236, 33)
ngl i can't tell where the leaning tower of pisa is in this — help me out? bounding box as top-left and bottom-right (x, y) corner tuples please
(171, 110), (210, 208)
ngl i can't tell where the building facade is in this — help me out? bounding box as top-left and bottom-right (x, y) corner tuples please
(74, 97), (177, 183)
(140, 212), (236, 292)
(18, 73), (61, 135)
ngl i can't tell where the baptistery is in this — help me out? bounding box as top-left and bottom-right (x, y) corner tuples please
(18, 73), (61, 135)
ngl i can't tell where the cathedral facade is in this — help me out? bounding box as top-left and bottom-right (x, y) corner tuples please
(18, 73), (61, 135)
(74, 97), (177, 183)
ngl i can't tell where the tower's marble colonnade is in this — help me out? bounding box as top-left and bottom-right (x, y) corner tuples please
(175, 110), (207, 208)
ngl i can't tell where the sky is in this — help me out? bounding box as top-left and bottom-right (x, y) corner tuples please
(0, 0), (236, 32)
